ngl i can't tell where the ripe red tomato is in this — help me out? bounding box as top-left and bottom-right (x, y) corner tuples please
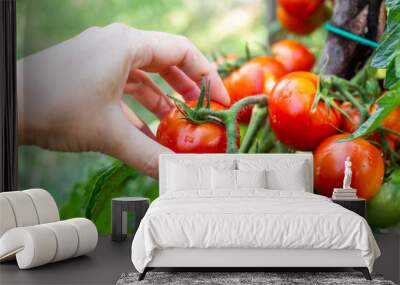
(248, 56), (288, 96)
(268, 72), (341, 150)
(380, 107), (400, 144)
(277, 3), (328, 35)
(340, 101), (361, 133)
(224, 62), (264, 123)
(278, 0), (324, 18)
(224, 62), (264, 103)
(224, 58), (286, 123)
(156, 101), (237, 153)
(314, 133), (385, 200)
(272, 39), (315, 72)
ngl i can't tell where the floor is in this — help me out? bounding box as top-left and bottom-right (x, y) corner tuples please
(1, 233), (398, 285)
(0, 236), (134, 285)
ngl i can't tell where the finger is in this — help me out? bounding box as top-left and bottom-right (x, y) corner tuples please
(104, 107), (173, 179)
(124, 69), (173, 118)
(134, 31), (230, 106)
(120, 101), (155, 139)
(159, 66), (201, 102)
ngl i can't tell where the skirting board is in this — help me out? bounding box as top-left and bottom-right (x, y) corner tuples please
(148, 248), (366, 268)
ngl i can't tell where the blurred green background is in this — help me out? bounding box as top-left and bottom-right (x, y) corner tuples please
(16, 0), (325, 233)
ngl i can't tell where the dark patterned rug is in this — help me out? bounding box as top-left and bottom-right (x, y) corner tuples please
(116, 271), (395, 285)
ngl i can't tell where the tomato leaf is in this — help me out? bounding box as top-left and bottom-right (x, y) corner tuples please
(384, 53), (400, 89)
(385, 0), (400, 11)
(85, 161), (137, 220)
(371, 24), (400, 69)
(338, 90), (400, 142)
(388, 6), (400, 31)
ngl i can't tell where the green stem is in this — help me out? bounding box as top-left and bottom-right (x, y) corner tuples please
(378, 126), (400, 138)
(341, 88), (367, 122)
(239, 105), (267, 153)
(350, 59), (372, 86)
(249, 121), (275, 153)
(224, 95), (267, 153)
(332, 77), (368, 122)
(224, 116), (238, 153)
(196, 95), (267, 153)
(229, 95), (267, 114)
(331, 75), (368, 105)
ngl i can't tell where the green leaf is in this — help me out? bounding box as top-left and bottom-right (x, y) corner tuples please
(387, 6), (400, 31)
(385, 0), (400, 10)
(85, 162), (137, 220)
(338, 90), (400, 142)
(371, 24), (400, 68)
(384, 54), (400, 89)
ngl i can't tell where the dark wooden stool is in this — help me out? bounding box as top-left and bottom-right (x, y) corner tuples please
(112, 197), (149, 242)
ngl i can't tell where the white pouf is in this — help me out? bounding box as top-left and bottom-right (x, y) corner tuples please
(0, 189), (98, 269)
(24, 188), (60, 223)
(0, 196), (17, 237)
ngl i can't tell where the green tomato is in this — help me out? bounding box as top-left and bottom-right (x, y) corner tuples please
(367, 169), (400, 229)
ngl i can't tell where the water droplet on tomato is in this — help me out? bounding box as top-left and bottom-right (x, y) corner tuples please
(184, 136), (194, 143)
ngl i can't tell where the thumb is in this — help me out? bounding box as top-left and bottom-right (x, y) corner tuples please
(102, 107), (173, 179)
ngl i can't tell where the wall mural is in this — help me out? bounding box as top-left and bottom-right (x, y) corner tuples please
(17, 0), (400, 235)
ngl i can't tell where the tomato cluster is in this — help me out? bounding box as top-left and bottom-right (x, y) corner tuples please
(223, 39), (315, 123)
(155, 34), (399, 205)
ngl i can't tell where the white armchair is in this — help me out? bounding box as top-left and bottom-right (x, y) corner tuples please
(0, 189), (98, 269)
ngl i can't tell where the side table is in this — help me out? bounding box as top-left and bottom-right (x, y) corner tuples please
(331, 198), (366, 218)
(112, 197), (149, 242)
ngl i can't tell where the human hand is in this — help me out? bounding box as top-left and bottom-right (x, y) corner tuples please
(17, 23), (230, 178)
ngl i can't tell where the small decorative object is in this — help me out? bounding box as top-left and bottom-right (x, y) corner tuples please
(343, 156), (352, 189)
(332, 157), (358, 200)
(112, 197), (149, 242)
